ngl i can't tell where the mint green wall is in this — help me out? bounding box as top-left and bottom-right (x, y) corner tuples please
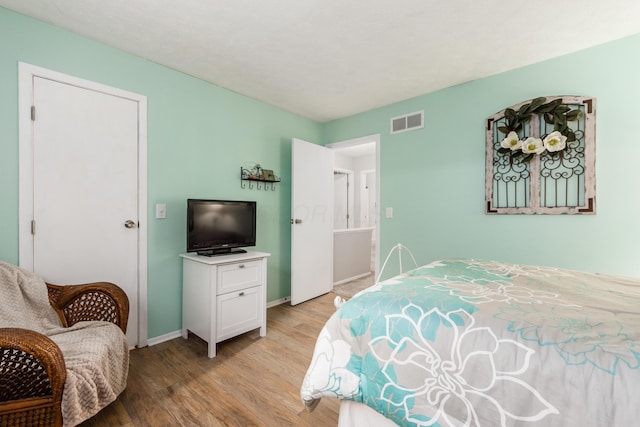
(324, 34), (640, 279)
(0, 7), (322, 339)
(3, 5), (639, 341)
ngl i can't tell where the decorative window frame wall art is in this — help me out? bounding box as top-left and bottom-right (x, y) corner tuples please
(485, 95), (596, 215)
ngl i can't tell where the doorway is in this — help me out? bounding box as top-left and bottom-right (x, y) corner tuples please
(327, 135), (379, 296)
(18, 63), (148, 347)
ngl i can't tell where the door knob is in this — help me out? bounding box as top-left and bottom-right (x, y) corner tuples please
(124, 220), (137, 229)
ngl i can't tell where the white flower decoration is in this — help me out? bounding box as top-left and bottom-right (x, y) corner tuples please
(301, 327), (360, 399)
(543, 131), (567, 152)
(369, 305), (558, 426)
(521, 137), (545, 154)
(500, 131), (522, 151)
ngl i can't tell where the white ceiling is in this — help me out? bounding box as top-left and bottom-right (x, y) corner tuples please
(2, 0), (640, 122)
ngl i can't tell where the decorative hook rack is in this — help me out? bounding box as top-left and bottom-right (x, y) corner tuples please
(240, 165), (280, 191)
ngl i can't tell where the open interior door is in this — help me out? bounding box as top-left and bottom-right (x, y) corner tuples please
(291, 138), (333, 305)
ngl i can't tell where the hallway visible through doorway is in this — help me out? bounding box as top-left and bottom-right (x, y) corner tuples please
(332, 239), (375, 298)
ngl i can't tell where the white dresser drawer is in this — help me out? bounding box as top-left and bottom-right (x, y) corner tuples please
(216, 285), (262, 341)
(217, 260), (261, 295)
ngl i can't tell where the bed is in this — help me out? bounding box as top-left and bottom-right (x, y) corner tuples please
(301, 259), (640, 426)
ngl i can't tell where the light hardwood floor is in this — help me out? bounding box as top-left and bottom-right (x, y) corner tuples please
(80, 293), (341, 426)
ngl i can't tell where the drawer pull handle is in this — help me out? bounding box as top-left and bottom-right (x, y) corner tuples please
(239, 264), (245, 269)
(239, 292), (245, 296)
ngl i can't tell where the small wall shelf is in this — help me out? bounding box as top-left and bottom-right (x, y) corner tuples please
(241, 166), (280, 191)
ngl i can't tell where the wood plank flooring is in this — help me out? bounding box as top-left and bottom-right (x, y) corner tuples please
(80, 293), (341, 427)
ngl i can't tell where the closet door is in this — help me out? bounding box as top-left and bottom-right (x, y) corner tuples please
(19, 64), (147, 347)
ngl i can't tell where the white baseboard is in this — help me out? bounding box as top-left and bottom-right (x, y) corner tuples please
(333, 272), (371, 286)
(146, 330), (183, 347)
(267, 295), (290, 308)
(146, 297), (291, 346)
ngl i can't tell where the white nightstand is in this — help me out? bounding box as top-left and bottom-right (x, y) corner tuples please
(180, 251), (270, 358)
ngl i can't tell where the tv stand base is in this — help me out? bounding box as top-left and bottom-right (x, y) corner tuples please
(180, 251), (271, 358)
(197, 249), (247, 257)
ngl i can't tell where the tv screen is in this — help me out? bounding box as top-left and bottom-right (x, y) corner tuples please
(187, 199), (256, 256)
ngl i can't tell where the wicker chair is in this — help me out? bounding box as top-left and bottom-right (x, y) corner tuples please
(0, 281), (129, 427)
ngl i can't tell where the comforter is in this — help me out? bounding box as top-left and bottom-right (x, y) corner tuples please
(301, 259), (640, 426)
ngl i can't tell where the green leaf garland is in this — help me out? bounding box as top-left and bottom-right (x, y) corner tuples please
(498, 97), (583, 162)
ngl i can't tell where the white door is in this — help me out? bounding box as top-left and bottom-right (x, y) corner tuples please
(19, 64), (147, 347)
(291, 138), (334, 305)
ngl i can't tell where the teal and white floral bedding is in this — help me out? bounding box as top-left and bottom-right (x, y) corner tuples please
(301, 259), (640, 426)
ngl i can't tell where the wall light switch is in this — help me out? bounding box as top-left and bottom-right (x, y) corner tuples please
(385, 207), (393, 218)
(155, 203), (167, 219)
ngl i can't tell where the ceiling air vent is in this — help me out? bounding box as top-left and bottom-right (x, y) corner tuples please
(390, 110), (424, 134)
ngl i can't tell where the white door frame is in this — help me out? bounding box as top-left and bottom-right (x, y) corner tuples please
(359, 168), (376, 227)
(326, 134), (380, 278)
(18, 62), (148, 348)
(333, 167), (355, 229)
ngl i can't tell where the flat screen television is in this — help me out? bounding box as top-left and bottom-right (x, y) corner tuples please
(187, 199), (257, 256)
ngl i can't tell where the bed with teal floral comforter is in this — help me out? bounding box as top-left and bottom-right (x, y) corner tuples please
(301, 259), (640, 426)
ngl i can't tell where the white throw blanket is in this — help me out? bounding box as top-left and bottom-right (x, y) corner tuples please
(0, 261), (129, 426)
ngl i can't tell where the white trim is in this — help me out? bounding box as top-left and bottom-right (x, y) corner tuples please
(333, 271), (371, 286)
(137, 95), (149, 348)
(333, 167), (354, 174)
(147, 330), (183, 347)
(359, 168), (375, 227)
(151, 296), (293, 345)
(326, 134), (381, 279)
(17, 65), (33, 271)
(333, 167), (355, 229)
(267, 296), (291, 308)
(18, 62), (149, 348)
(326, 134), (379, 150)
